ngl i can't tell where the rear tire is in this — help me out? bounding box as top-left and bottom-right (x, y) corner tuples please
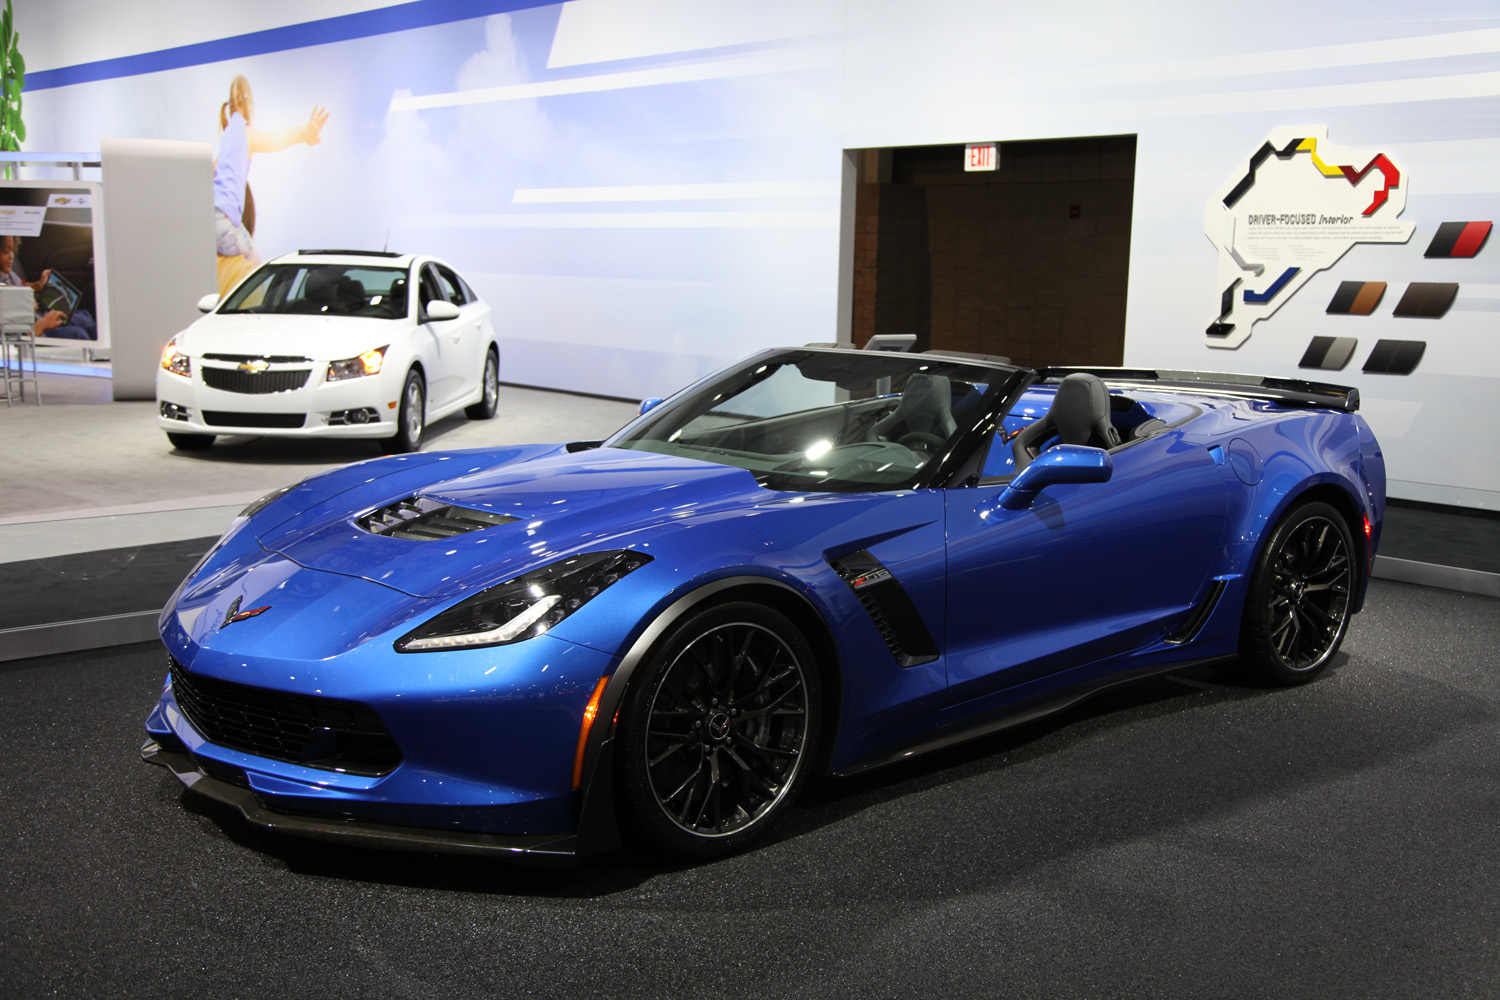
(166, 432), (214, 451)
(618, 602), (820, 858)
(1239, 501), (1356, 685)
(381, 370), (425, 454)
(464, 347), (499, 420)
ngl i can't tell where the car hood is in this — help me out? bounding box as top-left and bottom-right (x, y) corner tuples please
(180, 313), (409, 361)
(256, 446), (774, 601)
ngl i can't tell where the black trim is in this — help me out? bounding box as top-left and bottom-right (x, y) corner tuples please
(1036, 367), (1359, 412)
(141, 740), (579, 865)
(829, 550), (940, 667)
(296, 248), (405, 258)
(1165, 580), (1227, 645)
(834, 656), (1236, 776)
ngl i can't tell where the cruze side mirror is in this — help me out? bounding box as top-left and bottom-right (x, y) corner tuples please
(1000, 445), (1113, 510)
(196, 293), (220, 313)
(422, 300), (461, 322)
(638, 397), (664, 415)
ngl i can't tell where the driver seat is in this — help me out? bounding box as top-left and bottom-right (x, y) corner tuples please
(872, 373), (956, 445)
(1011, 372), (1120, 471)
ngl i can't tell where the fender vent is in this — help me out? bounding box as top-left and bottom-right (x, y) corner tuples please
(357, 496), (519, 540)
(830, 550), (939, 667)
(1166, 579), (1228, 645)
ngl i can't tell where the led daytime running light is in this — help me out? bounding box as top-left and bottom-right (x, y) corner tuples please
(402, 595), (561, 651)
(395, 550), (651, 653)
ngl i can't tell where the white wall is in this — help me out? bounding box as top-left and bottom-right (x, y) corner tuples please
(19, 0), (1500, 507)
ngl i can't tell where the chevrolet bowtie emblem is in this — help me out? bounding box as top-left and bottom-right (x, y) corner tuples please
(237, 359), (270, 373)
(221, 596), (272, 628)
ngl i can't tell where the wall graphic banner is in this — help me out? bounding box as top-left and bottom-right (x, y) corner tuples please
(1204, 127), (1413, 349)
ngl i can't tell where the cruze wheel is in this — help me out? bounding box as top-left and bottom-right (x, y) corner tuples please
(465, 348), (499, 420)
(1240, 501), (1356, 684)
(382, 370), (425, 453)
(619, 602), (820, 858)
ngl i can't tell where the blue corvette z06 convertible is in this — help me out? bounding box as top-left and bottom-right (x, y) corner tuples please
(143, 347), (1385, 862)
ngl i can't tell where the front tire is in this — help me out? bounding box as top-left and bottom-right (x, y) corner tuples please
(1239, 501), (1356, 685)
(618, 602), (821, 858)
(166, 432), (214, 451)
(464, 347), (499, 420)
(381, 369), (425, 453)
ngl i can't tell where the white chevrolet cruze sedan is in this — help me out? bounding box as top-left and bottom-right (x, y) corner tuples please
(156, 250), (499, 453)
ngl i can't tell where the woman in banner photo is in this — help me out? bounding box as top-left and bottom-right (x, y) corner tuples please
(214, 75), (330, 295)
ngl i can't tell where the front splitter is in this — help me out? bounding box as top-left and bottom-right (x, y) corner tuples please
(141, 739), (581, 865)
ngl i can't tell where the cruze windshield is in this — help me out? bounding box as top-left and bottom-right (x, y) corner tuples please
(607, 350), (1025, 492)
(218, 264), (410, 319)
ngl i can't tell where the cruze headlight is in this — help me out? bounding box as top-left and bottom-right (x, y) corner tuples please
(327, 346), (388, 381)
(160, 339), (190, 377)
(396, 550), (652, 652)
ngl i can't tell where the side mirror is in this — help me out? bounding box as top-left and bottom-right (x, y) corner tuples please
(638, 396), (664, 415)
(196, 293), (220, 313)
(999, 445), (1112, 510)
(422, 300), (461, 322)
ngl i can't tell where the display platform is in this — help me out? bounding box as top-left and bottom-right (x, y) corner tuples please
(3, 576), (1496, 998)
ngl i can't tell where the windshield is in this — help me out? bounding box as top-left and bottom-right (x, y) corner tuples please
(608, 350), (1025, 492)
(219, 264), (410, 319)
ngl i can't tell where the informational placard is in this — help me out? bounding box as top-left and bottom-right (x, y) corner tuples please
(0, 205), (46, 237)
(1203, 126), (1413, 349)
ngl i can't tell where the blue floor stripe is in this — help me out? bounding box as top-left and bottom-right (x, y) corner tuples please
(25, 0), (554, 92)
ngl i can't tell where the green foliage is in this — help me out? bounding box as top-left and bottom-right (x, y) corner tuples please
(0, 0), (23, 178)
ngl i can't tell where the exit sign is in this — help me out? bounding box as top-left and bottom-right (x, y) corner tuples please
(965, 142), (997, 171)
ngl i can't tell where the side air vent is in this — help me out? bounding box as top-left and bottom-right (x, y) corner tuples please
(829, 549), (939, 667)
(1165, 579), (1228, 645)
(357, 496), (519, 540)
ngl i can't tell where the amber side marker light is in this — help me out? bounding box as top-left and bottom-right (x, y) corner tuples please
(1364, 514), (1373, 570)
(573, 675), (611, 789)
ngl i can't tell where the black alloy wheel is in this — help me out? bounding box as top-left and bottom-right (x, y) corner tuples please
(465, 347), (499, 420)
(1240, 500), (1356, 684)
(382, 369), (425, 453)
(619, 603), (820, 858)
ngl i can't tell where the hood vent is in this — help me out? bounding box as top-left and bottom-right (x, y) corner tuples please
(357, 496), (519, 540)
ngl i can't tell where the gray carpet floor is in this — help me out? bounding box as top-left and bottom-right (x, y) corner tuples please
(2, 578), (1495, 999)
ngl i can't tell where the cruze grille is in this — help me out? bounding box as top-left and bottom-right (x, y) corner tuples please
(201, 367), (312, 394)
(169, 658), (402, 776)
(202, 411), (306, 428)
(357, 496), (518, 540)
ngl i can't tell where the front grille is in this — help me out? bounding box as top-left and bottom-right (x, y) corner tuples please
(202, 411), (306, 429)
(169, 658), (402, 776)
(203, 353), (312, 364)
(201, 367), (312, 394)
(357, 496), (518, 540)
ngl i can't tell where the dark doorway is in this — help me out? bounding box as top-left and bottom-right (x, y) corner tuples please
(848, 136), (1136, 368)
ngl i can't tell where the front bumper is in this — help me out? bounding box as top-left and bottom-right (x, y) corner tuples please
(156, 366), (402, 439)
(141, 738), (600, 864)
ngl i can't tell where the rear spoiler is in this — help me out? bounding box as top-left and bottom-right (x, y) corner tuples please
(1035, 367), (1360, 412)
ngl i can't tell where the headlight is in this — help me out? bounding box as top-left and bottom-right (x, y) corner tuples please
(160, 339), (190, 377)
(240, 483), (296, 518)
(328, 346), (388, 381)
(396, 550), (652, 652)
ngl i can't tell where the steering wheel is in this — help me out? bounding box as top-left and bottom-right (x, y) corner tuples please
(896, 431), (947, 456)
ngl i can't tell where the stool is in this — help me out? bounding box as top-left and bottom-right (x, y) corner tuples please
(1, 285), (41, 405)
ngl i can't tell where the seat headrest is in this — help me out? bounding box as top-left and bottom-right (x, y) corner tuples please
(1051, 373), (1112, 447)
